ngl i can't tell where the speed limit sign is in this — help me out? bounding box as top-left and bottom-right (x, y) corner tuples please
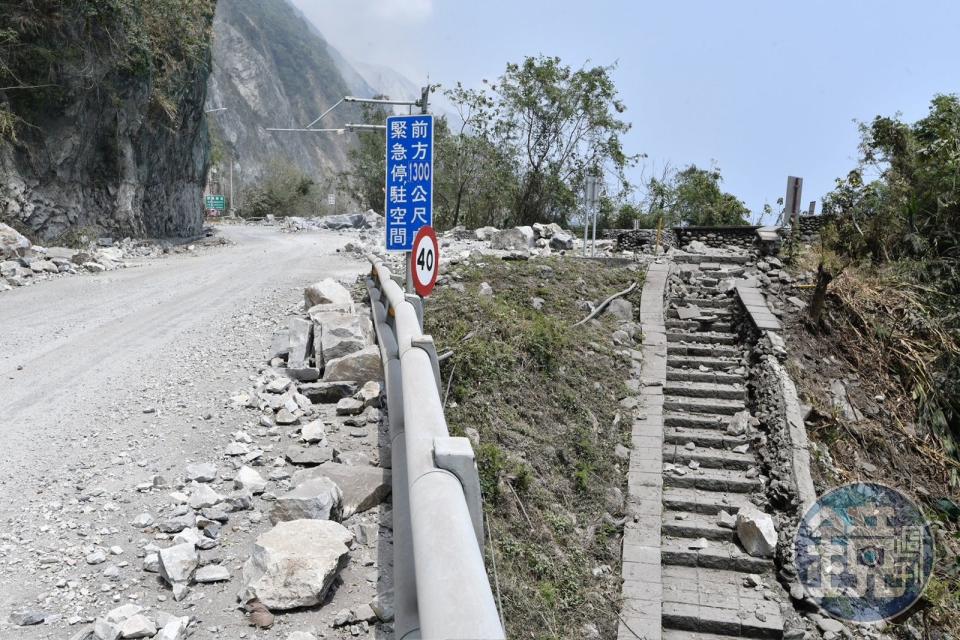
(410, 226), (439, 297)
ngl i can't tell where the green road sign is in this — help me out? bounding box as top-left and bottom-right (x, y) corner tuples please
(205, 195), (225, 210)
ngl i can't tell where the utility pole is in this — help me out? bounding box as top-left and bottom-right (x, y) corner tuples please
(229, 156), (234, 217)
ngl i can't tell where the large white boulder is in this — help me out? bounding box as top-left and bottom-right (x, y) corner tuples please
(313, 311), (373, 366)
(474, 226), (499, 241)
(158, 543), (198, 584)
(0, 223), (30, 259)
(322, 346), (382, 383)
(291, 463), (392, 519)
(270, 477), (343, 523)
(238, 519), (354, 610)
(549, 231), (575, 250)
(736, 504), (778, 557)
(304, 278), (352, 309)
(489, 227), (534, 250)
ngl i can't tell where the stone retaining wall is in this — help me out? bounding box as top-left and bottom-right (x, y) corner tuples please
(673, 225), (760, 250)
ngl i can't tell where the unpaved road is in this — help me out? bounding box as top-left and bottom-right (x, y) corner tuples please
(0, 225), (377, 638)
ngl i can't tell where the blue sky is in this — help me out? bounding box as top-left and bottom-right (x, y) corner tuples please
(293, 0), (960, 220)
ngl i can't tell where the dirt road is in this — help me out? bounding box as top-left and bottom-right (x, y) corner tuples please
(0, 225), (371, 637)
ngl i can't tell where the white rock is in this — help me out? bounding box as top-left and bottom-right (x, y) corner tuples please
(235, 465), (267, 495)
(238, 519), (353, 610)
(736, 504), (778, 558)
(184, 462), (217, 483)
(291, 463), (392, 519)
(313, 311), (372, 365)
(187, 483), (224, 509)
(119, 614), (156, 639)
(270, 477), (343, 523)
(158, 543), (198, 584)
(195, 564), (230, 583)
(300, 419), (326, 443)
(304, 278), (352, 309)
(155, 617), (189, 640)
(322, 345), (381, 383)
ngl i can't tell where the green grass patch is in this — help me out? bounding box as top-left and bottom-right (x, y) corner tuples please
(425, 256), (643, 639)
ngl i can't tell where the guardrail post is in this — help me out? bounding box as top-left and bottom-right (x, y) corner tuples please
(433, 436), (485, 549)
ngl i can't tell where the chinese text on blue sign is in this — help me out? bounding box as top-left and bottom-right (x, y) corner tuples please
(385, 114), (433, 252)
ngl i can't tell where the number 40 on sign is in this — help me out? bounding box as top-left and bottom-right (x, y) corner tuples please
(411, 226), (439, 297)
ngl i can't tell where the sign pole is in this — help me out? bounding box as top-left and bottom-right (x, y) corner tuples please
(402, 86), (431, 294)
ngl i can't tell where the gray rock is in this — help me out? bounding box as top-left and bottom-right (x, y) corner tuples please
(474, 226), (498, 241)
(355, 380), (381, 407)
(155, 618), (189, 640)
(238, 519), (353, 610)
(607, 298), (634, 322)
(235, 465), (267, 495)
(336, 397), (365, 416)
(549, 231), (575, 250)
(9, 609), (46, 626)
(322, 346), (381, 383)
(300, 419), (326, 443)
(313, 311), (372, 365)
(736, 504), (778, 557)
(299, 381), (358, 403)
(478, 282), (493, 297)
(158, 543), (198, 584)
(94, 618), (122, 640)
(304, 278), (352, 309)
(188, 483), (224, 509)
(0, 223), (30, 259)
(286, 317), (313, 371)
(119, 615), (156, 639)
(489, 227), (534, 250)
(195, 564), (230, 583)
(291, 462), (392, 519)
(158, 513), (195, 534)
(285, 444), (334, 466)
(184, 462), (217, 483)
(270, 477), (343, 523)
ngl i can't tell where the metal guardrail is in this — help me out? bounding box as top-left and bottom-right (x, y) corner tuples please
(365, 255), (505, 640)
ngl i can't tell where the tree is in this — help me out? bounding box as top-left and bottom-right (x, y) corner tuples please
(636, 164), (749, 228)
(240, 157), (317, 218)
(494, 56), (637, 226)
(338, 99), (390, 213)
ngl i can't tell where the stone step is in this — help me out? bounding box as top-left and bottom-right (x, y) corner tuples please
(662, 537), (774, 573)
(666, 368), (744, 385)
(667, 343), (741, 359)
(664, 444), (755, 470)
(662, 487), (755, 515)
(666, 307), (733, 320)
(664, 381), (745, 401)
(664, 467), (762, 493)
(662, 566), (784, 638)
(665, 426), (748, 449)
(665, 319), (734, 333)
(666, 331), (737, 346)
(663, 396), (745, 416)
(669, 297), (734, 310)
(663, 411), (733, 430)
(663, 632), (775, 640)
(666, 354), (742, 371)
(662, 510), (735, 542)
(672, 253), (751, 265)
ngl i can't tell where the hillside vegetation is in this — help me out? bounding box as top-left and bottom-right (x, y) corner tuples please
(0, 0), (216, 239)
(425, 258), (643, 639)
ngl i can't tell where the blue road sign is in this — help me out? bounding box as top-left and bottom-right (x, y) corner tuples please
(385, 114), (433, 252)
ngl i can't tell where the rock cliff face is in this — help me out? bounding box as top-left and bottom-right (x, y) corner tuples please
(0, 1), (217, 242)
(206, 0), (368, 187)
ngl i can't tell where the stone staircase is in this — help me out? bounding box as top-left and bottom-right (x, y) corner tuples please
(657, 252), (784, 639)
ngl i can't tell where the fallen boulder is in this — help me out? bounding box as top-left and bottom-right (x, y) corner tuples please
(313, 311), (372, 365)
(270, 477), (343, 523)
(736, 504), (778, 557)
(489, 227), (534, 251)
(238, 519), (353, 610)
(304, 278), (352, 309)
(158, 543), (198, 585)
(0, 223), (31, 259)
(322, 346), (381, 383)
(291, 462), (391, 519)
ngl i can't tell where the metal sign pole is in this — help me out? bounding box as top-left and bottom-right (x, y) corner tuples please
(403, 86), (431, 294)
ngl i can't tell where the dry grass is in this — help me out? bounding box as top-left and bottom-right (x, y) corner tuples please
(424, 256), (643, 639)
(785, 249), (960, 637)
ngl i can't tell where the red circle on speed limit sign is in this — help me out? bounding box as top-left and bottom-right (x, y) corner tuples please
(411, 226), (440, 297)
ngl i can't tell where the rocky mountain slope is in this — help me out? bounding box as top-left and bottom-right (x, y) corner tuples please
(0, 1), (217, 242)
(206, 0), (367, 187)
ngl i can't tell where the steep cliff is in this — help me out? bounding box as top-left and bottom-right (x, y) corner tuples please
(206, 0), (367, 187)
(0, 1), (218, 241)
